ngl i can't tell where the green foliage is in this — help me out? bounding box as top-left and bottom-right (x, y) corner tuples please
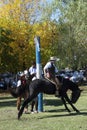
(0, 27), (15, 72)
(43, 0), (87, 69)
(0, 27), (13, 45)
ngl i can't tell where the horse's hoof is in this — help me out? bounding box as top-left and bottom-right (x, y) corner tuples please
(18, 114), (20, 120)
(76, 110), (80, 113)
(68, 110), (71, 113)
(18, 112), (21, 120)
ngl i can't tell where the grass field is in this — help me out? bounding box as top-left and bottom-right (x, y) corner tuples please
(0, 86), (87, 130)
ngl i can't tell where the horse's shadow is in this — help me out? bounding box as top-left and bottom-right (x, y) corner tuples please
(38, 111), (87, 119)
(44, 98), (63, 107)
(45, 108), (67, 113)
(40, 98), (87, 119)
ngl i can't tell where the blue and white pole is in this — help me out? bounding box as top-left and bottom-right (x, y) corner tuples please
(34, 36), (43, 112)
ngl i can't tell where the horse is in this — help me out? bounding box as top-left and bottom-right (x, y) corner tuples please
(8, 80), (29, 113)
(8, 75), (38, 113)
(18, 75), (82, 119)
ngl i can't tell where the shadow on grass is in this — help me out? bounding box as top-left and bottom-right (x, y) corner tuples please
(0, 96), (63, 109)
(0, 95), (17, 107)
(0, 96), (14, 100)
(45, 108), (67, 113)
(44, 98), (63, 107)
(38, 111), (87, 119)
(0, 100), (16, 107)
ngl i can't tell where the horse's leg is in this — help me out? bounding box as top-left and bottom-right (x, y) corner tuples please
(31, 100), (35, 112)
(23, 91), (29, 113)
(61, 96), (71, 112)
(18, 94), (37, 119)
(64, 94), (80, 113)
(35, 98), (38, 112)
(17, 97), (21, 111)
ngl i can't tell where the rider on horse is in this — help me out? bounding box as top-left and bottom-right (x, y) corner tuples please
(43, 56), (61, 97)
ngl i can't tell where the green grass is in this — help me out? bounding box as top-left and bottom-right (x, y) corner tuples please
(0, 87), (87, 130)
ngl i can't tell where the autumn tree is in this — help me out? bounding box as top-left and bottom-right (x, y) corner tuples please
(0, 0), (41, 72)
(0, 27), (14, 72)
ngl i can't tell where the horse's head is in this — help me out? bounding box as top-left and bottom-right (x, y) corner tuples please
(70, 89), (82, 103)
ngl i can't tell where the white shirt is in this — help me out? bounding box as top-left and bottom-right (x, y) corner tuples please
(44, 61), (58, 73)
(29, 66), (36, 75)
(17, 80), (21, 87)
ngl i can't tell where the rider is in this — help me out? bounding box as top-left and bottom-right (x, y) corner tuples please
(17, 72), (26, 87)
(29, 61), (37, 80)
(43, 56), (61, 97)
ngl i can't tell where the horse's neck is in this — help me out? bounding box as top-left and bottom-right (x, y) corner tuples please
(55, 76), (79, 93)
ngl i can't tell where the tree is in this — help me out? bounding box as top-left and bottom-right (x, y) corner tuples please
(41, 0), (87, 69)
(60, 0), (87, 69)
(0, 0), (86, 72)
(0, 27), (14, 72)
(0, 0), (41, 72)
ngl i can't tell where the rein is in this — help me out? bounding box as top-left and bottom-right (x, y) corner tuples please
(44, 77), (56, 85)
(44, 75), (64, 87)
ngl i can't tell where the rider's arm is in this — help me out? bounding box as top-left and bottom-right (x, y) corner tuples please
(43, 62), (51, 76)
(17, 80), (21, 87)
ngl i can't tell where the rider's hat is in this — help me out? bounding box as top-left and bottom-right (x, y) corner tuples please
(50, 56), (57, 61)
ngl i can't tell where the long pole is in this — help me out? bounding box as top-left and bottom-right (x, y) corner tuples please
(34, 36), (43, 112)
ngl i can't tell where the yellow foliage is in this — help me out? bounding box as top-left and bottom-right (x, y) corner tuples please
(0, 0), (60, 71)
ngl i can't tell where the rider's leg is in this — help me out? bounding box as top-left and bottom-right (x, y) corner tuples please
(55, 77), (61, 97)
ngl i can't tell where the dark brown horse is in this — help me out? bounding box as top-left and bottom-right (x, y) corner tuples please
(18, 76), (81, 119)
(8, 80), (29, 112)
(8, 76), (38, 113)
(16, 86), (29, 113)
